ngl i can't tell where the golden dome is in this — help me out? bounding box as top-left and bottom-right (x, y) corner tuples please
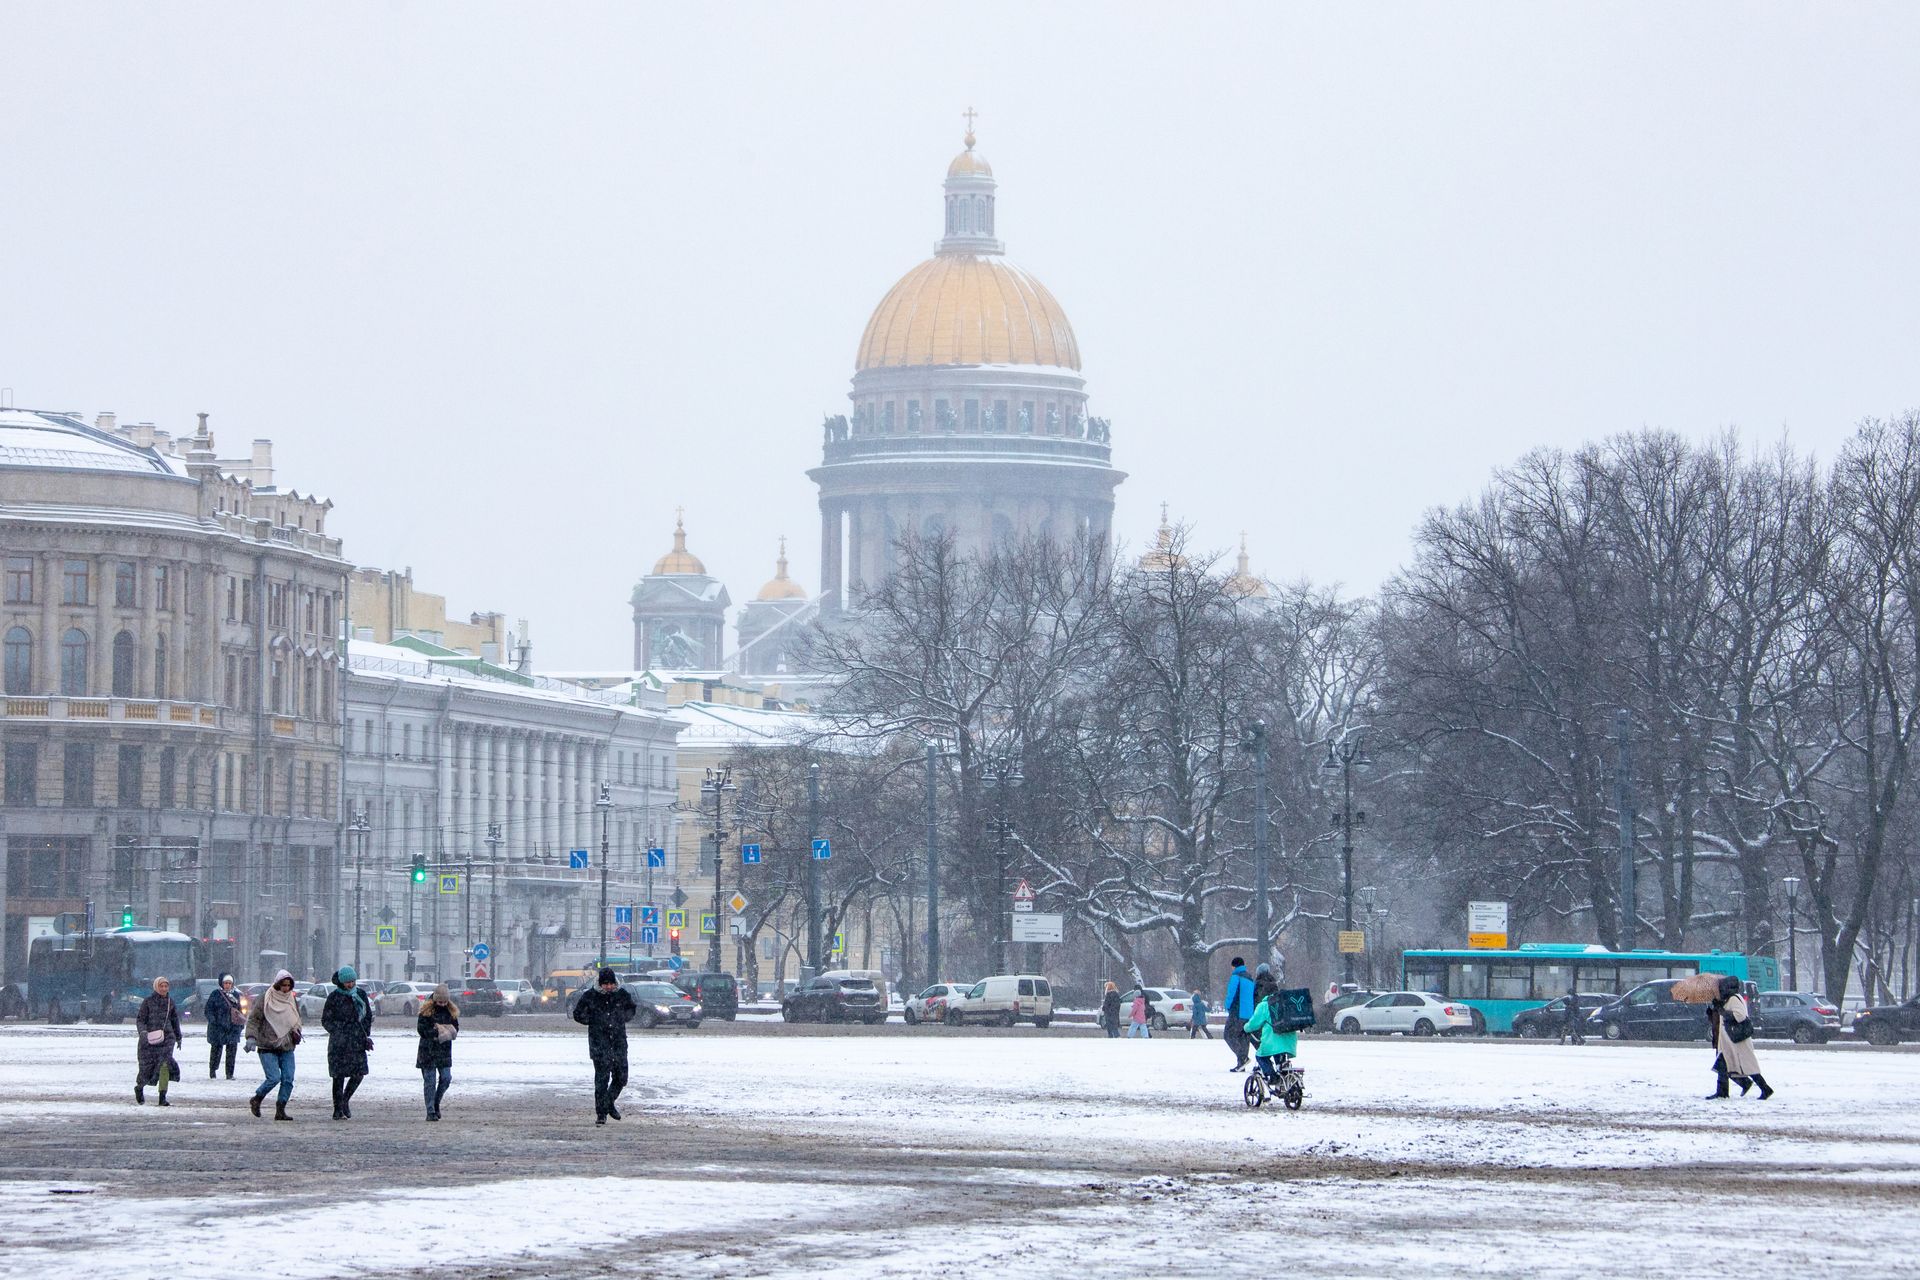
(651, 510), (707, 576)
(1226, 533), (1270, 600)
(948, 131), (992, 178)
(1138, 502), (1187, 572)
(756, 536), (808, 601)
(857, 255), (1080, 372)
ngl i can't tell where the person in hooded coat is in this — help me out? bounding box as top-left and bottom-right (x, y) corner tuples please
(572, 967), (637, 1124)
(134, 976), (183, 1105)
(204, 973), (244, 1079)
(1223, 958), (1255, 1071)
(1252, 962), (1278, 1006)
(322, 965), (375, 1119)
(244, 969), (302, 1120)
(1099, 981), (1122, 1038)
(1709, 978), (1773, 1100)
(1127, 989), (1151, 1038)
(415, 984), (458, 1121)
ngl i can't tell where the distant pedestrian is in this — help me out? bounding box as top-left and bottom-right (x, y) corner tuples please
(1709, 979), (1772, 1100)
(205, 973), (244, 1079)
(416, 983), (458, 1121)
(572, 967), (637, 1124)
(1563, 985), (1586, 1045)
(1224, 957), (1255, 1071)
(1127, 990), (1151, 1038)
(244, 969), (303, 1120)
(1189, 992), (1212, 1039)
(1100, 981), (1122, 1038)
(1252, 962), (1277, 1007)
(134, 976), (183, 1106)
(322, 966), (375, 1120)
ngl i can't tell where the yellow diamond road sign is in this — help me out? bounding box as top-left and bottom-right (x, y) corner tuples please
(728, 892), (749, 914)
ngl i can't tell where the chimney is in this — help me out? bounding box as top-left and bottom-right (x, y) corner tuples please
(95, 411), (118, 434)
(250, 439), (274, 486)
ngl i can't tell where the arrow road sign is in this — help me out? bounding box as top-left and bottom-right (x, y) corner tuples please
(613, 924), (631, 945)
(741, 843), (762, 864)
(639, 906), (660, 926)
(812, 838), (831, 861)
(569, 849), (589, 869)
(613, 906), (633, 924)
(646, 847), (666, 868)
(639, 925), (660, 945)
(472, 942), (491, 962)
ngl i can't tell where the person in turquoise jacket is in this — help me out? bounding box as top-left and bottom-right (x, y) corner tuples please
(1242, 989), (1300, 1083)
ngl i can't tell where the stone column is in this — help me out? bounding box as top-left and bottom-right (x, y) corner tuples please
(93, 555), (113, 694)
(139, 556), (159, 695)
(846, 505), (865, 606)
(198, 561), (221, 706)
(437, 722), (454, 857)
(37, 551), (58, 691)
(819, 504), (843, 612)
(473, 731), (491, 855)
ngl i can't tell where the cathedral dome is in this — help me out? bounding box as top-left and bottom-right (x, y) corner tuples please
(856, 255), (1080, 372)
(651, 512), (707, 575)
(947, 137), (993, 178)
(755, 537), (808, 601)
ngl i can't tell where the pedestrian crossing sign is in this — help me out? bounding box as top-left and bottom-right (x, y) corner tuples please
(375, 926), (396, 946)
(699, 912), (717, 937)
(438, 874), (460, 894)
(665, 908), (687, 930)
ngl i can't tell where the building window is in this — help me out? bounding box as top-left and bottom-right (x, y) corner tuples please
(154, 635), (169, 699)
(4, 556), (31, 604)
(270, 658), (284, 712)
(158, 747), (177, 809)
(241, 580), (254, 622)
(268, 582), (286, 629)
(60, 628), (89, 696)
(303, 761), (313, 816)
(11, 836), (87, 898)
(226, 577), (237, 620)
(224, 654), (238, 706)
(322, 594), (335, 637)
(62, 742), (94, 808)
(402, 724), (412, 759)
(114, 561), (138, 608)
(5, 741), (37, 806)
(62, 559), (90, 606)
(153, 564), (171, 610)
(4, 626), (31, 695)
(303, 592), (315, 635)
(302, 665), (315, 719)
(964, 399), (979, 431)
(111, 631), (136, 697)
(263, 758), (275, 815)
(117, 745), (143, 807)
(882, 401), (896, 432)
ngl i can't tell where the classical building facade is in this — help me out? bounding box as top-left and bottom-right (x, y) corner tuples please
(1, 409), (348, 981)
(630, 513), (729, 670)
(810, 127), (1125, 610)
(736, 538), (814, 677)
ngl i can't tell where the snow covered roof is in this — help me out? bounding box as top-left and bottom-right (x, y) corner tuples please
(0, 409), (188, 477)
(347, 639), (664, 712)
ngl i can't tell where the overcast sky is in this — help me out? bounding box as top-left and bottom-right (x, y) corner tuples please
(4, 5), (1917, 669)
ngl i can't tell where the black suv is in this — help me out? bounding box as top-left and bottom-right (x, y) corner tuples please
(672, 971), (739, 1021)
(1588, 979), (1709, 1041)
(453, 978), (506, 1017)
(781, 974), (885, 1024)
(1852, 995), (1920, 1045)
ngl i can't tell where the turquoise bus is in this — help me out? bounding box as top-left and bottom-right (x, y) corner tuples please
(1400, 944), (1782, 1034)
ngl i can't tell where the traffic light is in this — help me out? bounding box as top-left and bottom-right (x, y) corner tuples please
(668, 926), (682, 956)
(411, 852), (427, 885)
(119, 906), (134, 928)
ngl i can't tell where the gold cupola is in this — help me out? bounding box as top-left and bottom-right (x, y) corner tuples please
(755, 536), (809, 602)
(1226, 533), (1270, 599)
(651, 509), (707, 576)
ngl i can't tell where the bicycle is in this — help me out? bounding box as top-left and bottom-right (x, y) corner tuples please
(1241, 1056), (1306, 1111)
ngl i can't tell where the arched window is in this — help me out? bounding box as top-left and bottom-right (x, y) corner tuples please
(153, 634), (169, 699)
(60, 629), (89, 696)
(111, 631), (136, 697)
(3, 626), (31, 694)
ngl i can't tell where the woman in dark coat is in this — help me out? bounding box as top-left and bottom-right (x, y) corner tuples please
(134, 976), (183, 1106)
(204, 973), (244, 1079)
(321, 965), (374, 1120)
(415, 983), (459, 1121)
(1099, 981), (1122, 1038)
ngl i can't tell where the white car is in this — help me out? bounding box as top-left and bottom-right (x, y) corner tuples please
(1121, 987), (1195, 1032)
(1334, 990), (1475, 1036)
(382, 981), (440, 1017)
(903, 981), (973, 1025)
(296, 983), (331, 1019)
(492, 978), (537, 1012)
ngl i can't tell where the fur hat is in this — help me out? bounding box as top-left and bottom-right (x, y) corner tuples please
(431, 983), (451, 1003)
(597, 967), (618, 986)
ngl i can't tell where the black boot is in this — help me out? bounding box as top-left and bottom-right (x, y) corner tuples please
(1707, 1066), (1730, 1099)
(274, 1100), (290, 1121)
(156, 1092), (169, 1107)
(135, 1084), (145, 1105)
(1736, 1076), (1753, 1096)
(249, 1092), (263, 1118)
(1753, 1075), (1774, 1100)
(331, 1078), (344, 1120)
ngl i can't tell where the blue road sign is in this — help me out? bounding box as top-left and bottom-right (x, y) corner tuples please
(375, 926), (396, 946)
(742, 843), (762, 864)
(613, 924), (631, 945)
(472, 942), (491, 962)
(613, 906), (633, 924)
(812, 838), (831, 861)
(639, 906), (660, 926)
(646, 847), (666, 868)
(569, 849), (590, 869)
(668, 956), (685, 971)
(639, 925), (660, 945)
(438, 873), (461, 894)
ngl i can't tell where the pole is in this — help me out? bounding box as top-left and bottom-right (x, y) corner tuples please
(806, 764), (821, 975)
(708, 769), (726, 974)
(995, 767), (1010, 975)
(352, 812), (365, 973)
(1783, 877), (1800, 991)
(1615, 709), (1636, 952)
(1249, 722), (1269, 972)
(463, 854), (473, 980)
(925, 743), (939, 984)
(599, 794), (610, 969)
(1341, 757), (1354, 986)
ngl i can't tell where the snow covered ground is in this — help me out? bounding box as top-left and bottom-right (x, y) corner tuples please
(0, 1023), (1915, 1278)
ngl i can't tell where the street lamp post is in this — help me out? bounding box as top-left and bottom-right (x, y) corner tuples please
(703, 766), (734, 974)
(984, 757), (1022, 974)
(349, 808), (370, 973)
(1323, 736), (1370, 986)
(596, 784), (613, 967)
(1782, 875), (1801, 991)
(806, 764), (821, 976)
(925, 742), (941, 987)
(1243, 721), (1270, 972)
(1359, 886), (1377, 987)
(485, 823), (503, 977)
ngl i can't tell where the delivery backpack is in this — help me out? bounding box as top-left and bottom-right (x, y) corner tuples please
(1269, 987), (1316, 1033)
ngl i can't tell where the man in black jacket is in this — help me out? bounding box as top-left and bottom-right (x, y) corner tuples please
(572, 968), (637, 1125)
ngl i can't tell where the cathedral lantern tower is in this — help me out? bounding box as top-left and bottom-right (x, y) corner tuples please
(737, 536), (812, 676)
(810, 117), (1125, 611)
(630, 511), (730, 670)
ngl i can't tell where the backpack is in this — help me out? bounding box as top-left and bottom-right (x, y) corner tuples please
(1269, 988), (1316, 1033)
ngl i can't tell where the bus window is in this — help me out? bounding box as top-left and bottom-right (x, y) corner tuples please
(1535, 964), (1574, 998)
(1405, 959), (1447, 994)
(1488, 963), (1532, 1000)
(1578, 965), (1621, 994)
(1618, 963), (1682, 989)
(1449, 962), (1488, 999)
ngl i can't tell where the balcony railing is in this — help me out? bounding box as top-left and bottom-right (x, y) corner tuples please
(0, 696), (224, 728)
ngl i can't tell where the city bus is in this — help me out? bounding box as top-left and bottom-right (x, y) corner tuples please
(1401, 944), (1782, 1034)
(25, 928), (196, 1022)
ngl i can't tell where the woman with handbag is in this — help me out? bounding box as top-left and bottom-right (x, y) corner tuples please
(134, 976), (183, 1106)
(204, 973), (244, 1079)
(416, 983), (459, 1121)
(1708, 977), (1773, 1099)
(244, 970), (303, 1120)
(321, 966), (375, 1120)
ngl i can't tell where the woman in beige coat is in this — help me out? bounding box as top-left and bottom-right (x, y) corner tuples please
(1709, 983), (1773, 1099)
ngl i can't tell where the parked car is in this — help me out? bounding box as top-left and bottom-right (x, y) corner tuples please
(1751, 990), (1842, 1043)
(626, 981), (703, 1030)
(296, 983), (331, 1019)
(1511, 994), (1614, 1039)
(539, 977), (581, 1012)
(1851, 994), (1920, 1045)
(1119, 988), (1193, 1032)
(946, 975), (1054, 1028)
(492, 978), (537, 1012)
(1318, 988), (1384, 1031)
(671, 971), (740, 1021)
(453, 977), (506, 1017)
(1587, 979), (1710, 1041)
(1333, 991), (1475, 1036)
(782, 974), (886, 1023)
(382, 981), (440, 1017)
(904, 982), (972, 1025)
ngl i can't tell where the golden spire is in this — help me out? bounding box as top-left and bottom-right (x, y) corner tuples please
(651, 508), (707, 575)
(1139, 502), (1185, 571)
(962, 105), (978, 150)
(756, 533), (808, 601)
(1226, 530), (1270, 600)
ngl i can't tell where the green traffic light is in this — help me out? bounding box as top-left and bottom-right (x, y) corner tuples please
(120, 910), (134, 928)
(412, 866), (427, 884)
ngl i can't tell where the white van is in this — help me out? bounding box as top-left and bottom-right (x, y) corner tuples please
(947, 974), (1053, 1027)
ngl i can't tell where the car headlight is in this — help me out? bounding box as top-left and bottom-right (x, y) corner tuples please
(654, 1004), (673, 1015)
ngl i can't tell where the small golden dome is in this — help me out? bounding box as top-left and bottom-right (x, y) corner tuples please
(948, 137), (993, 178)
(756, 536), (808, 602)
(857, 255), (1079, 372)
(1138, 502), (1187, 572)
(1226, 532), (1270, 600)
(651, 510), (707, 576)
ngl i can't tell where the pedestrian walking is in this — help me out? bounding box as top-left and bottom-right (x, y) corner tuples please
(1562, 984), (1586, 1046)
(416, 983), (458, 1121)
(572, 967), (637, 1125)
(204, 973), (244, 1079)
(244, 969), (303, 1120)
(1243, 987), (1301, 1084)
(322, 966), (375, 1120)
(1708, 978), (1772, 1100)
(1188, 992), (1213, 1039)
(1100, 981), (1122, 1039)
(134, 977), (183, 1106)
(1223, 957), (1255, 1071)
(1127, 990), (1151, 1038)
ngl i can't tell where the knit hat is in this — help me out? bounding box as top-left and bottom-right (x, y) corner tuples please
(218, 973), (234, 986)
(597, 967), (618, 986)
(334, 965), (357, 986)
(151, 976), (169, 992)
(1255, 962), (1270, 975)
(431, 983), (451, 1004)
